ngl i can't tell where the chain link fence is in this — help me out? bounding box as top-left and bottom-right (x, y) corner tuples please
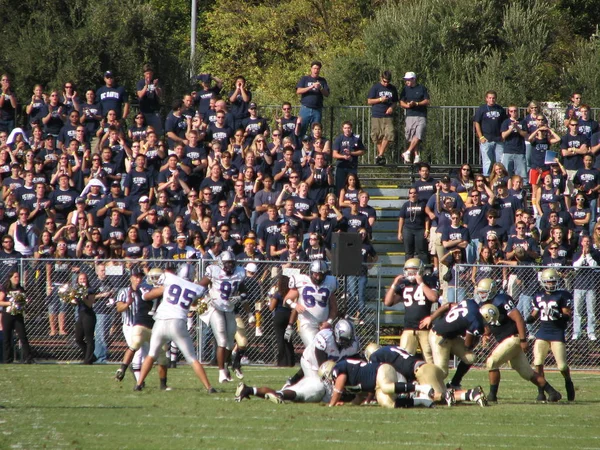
(4, 258), (382, 365)
(453, 263), (600, 370)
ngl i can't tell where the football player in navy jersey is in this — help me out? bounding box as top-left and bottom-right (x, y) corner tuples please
(527, 268), (575, 401)
(366, 344), (457, 406)
(427, 298), (488, 406)
(384, 258), (439, 363)
(476, 278), (562, 403)
(323, 357), (434, 408)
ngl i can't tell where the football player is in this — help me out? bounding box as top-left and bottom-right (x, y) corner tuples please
(383, 258), (439, 363)
(366, 344), (456, 406)
(477, 278), (562, 403)
(427, 298), (488, 406)
(114, 267), (169, 387)
(134, 269), (215, 393)
(322, 358), (434, 409)
(197, 250), (248, 383)
(235, 319), (359, 404)
(527, 268), (575, 401)
(284, 260), (338, 347)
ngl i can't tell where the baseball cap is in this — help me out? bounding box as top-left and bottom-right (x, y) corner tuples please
(403, 71), (416, 79)
(176, 233), (187, 240)
(139, 196), (149, 203)
(440, 176), (451, 183)
(43, 133), (53, 140)
(104, 71), (114, 78)
(243, 238), (256, 246)
(245, 263), (258, 273)
(75, 197), (86, 204)
(111, 180), (121, 187)
(249, 102), (257, 109)
(350, 198), (359, 204)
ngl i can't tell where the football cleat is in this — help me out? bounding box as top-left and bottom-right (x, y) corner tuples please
(444, 389), (456, 407)
(547, 390), (562, 403)
(536, 392), (547, 403)
(446, 382), (462, 391)
(412, 398), (434, 408)
(471, 386), (488, 407)
(265, 393), (284, 404)
(206, 387), (217, 394)
(219, 372), (231, 384)
(161, 385), (173, 391)
(234, 368), (244, 380)
(566, 380), (575, 401)
(487, 392), (498, 403)
(235, 383), (252, 402)
(114, 368), (125, 382)
(415, 384), (434, 399)
(133, 384), (143, 392)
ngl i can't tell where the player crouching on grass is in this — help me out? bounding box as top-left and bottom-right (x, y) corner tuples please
(133, 268), (216, 394)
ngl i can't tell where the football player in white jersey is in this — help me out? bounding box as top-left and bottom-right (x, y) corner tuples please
(134, 270), (215, 393)
(235, 319), (360, 404)
(284, 260), (338, 347)
(197, 251), (248, 383)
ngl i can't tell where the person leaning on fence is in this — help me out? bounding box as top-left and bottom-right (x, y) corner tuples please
(367, 70), (398, 166)
(473, 90), (507, 177)
(571, 235), (599, 341)
(0, 270), (33, 364)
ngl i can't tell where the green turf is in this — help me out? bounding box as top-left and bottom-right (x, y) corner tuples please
(2, 365), (599, 449)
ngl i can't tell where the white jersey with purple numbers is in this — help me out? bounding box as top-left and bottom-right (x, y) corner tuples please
(301, 328), (361, 374)
(290, 274), (338, 327)
(154, 272), (206, 321)
(205, 265), (246, 312)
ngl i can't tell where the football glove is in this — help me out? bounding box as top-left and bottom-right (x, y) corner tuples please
(284, 325), (295, 342)
(548, 307), (563, 321)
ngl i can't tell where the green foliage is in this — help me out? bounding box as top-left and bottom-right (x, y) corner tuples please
(201, 0), (366, 105)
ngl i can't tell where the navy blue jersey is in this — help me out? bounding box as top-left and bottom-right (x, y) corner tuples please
(96, 85), (128, 117)
(473, 104), (507, 141)
(368, 346), (422, 383)
(487, 293), (519, 342)
(432, 299), (485, 339)
(393, 275), (438, 329)
(136, 282), (156, 328)
(332, 358), (378, 394)
(532, 290), (572, 342)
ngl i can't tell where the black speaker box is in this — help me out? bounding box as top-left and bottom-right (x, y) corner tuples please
(331, 232), (362, 276)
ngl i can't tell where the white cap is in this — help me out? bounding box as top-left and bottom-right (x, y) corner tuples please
(245, 263), (258, 273)
(403, 71), (417, 79)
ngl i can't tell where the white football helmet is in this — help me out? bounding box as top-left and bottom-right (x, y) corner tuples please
(309, 260), (328, 285)
(364, 342), (381, 360)
(219, 250), (236, 275)
(540, 268), (559, 292)
(475, 278), (497, 305)
(334, 319), (355, 349)
(146, 267), (164, 286)
(404, 258), (423, 282)
(479, 303), (500, 326)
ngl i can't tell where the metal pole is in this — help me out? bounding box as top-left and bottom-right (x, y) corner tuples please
(190, 0), (197, 80)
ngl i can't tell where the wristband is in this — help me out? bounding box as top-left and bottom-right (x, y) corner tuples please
(286, 299), (297, 309)
(333, 387), (343, 394)
(390, 284), (397, 291)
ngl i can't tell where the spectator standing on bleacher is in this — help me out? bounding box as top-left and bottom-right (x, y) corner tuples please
(367, 70), (398, 166)
(97, 71), (129, 120)
(473, 90), (507, 177)
(296, 61), (329, 139)
(399, 72), (429, 165)
(332, 121), (365, 194)
(136, 64), (163, 135)
(560, 117), (589, 210)
(500, 105), (528, 182)
(412, 162), (436, 205)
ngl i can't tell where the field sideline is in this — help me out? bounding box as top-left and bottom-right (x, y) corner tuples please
(2, 365), (600, 449)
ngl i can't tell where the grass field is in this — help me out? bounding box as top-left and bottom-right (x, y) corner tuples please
(2, 364), (600, 450)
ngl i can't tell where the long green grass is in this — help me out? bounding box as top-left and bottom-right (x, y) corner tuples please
(2, 364), (599, 449)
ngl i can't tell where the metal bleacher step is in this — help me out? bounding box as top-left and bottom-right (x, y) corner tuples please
(372, 217), (399, 231)
(374, 206), (403, 218)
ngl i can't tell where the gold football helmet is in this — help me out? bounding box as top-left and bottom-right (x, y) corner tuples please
(404, 258), (424, 281)
(540, 268), (559, 292)
(318, 360), (336, 383)
(479, 303), (500, 326)
(475, 278), (497, 305)
(146, 267), (164, 286)
(364, 342), (381, 361)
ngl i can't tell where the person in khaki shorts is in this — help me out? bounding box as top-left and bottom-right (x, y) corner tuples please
(367, 70), (398, 166)
(475, 278), (562, 403)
